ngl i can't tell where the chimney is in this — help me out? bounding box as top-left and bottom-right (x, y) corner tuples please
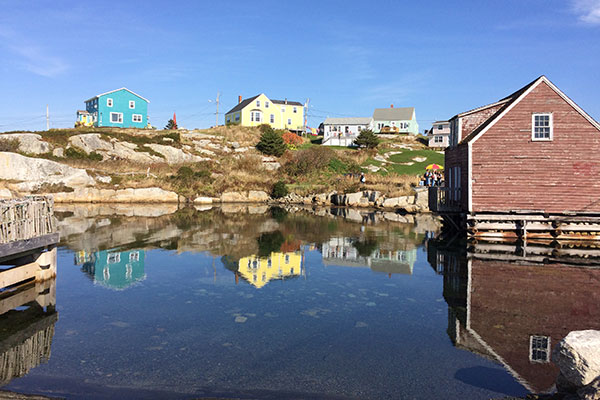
(390, 104), (394, 108)
(238, 95), (242, 104)
(285, 98), (288, 105)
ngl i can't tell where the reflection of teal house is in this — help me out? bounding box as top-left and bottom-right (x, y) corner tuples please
(79, 88), (149, 128)
(75, 249), (146, 290)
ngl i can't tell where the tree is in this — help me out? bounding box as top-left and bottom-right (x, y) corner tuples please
(256, 125), (286, 156)
(354, 129), (380, 149)
(165, 119), (178, 130)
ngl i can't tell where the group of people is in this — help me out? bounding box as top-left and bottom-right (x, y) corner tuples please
(421, 170), (444, 187)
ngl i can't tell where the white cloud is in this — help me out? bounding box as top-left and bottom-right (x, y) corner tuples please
(11, 45), (69, 77)
(573, 0), (600, 24)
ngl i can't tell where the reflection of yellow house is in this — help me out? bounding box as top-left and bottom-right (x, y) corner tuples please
(238, 252), (303, 288)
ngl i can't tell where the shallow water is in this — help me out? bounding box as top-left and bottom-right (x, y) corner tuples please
(2, 205), (599, 399)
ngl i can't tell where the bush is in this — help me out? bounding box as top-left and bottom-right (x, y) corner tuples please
(283, 147), (334, 176)
(354, 129), (380, 149)
(282, 131), (303, 149)
(64, 147), (103, 161)
(0, 138), (20, 152)
(271, 180), (289, 198)
(256, 125), (286, 157)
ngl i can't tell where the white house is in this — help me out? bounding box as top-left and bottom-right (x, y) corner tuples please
(427, 120), (450, 148)
(322, 117), (372, 146)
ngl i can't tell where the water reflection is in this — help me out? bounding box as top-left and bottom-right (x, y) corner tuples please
(75, 249), (146, 290)
(0, 276), (57, 387)
(8, 204), (599, 398)
(428, 237), (600, 393)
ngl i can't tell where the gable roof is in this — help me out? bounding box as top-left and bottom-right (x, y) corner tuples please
(323, 117), (372, 125)
(373, 107), (414, 121)
(85, 87), (150, 103)
(460, 75), (600, 144)
(272, 99), (304, 107)
(225, 95), (304, 115)
(225, 94), (261, 115)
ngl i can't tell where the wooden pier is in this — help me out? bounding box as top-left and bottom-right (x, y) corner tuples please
(0, 196), (59, 290)
(0, 196), (59, 386)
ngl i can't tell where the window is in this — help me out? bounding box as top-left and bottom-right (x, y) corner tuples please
(270, 114), (275, 123)
(281, 106), (285, 112)
(530, 335), (550, 363)
(438, 125), (443, 130)
(285, 254), (290, 264)
(110, 112), (123, 123)
(107, 252), (120, 264)
(129, 251), (139, 262)
(265, 101), (269, 108)
(293, 106), (297, 113)
(267, 258), (272, 267)
(235, 114), (240, 122)
(532, 113), (552, 141)
(226, 117), (230, 123)
(434, 135), (444, 143)
(252, 112), (262, 122)
(132, 114), (143, 122)
(107, 98), (113, 107)
(256, 100), (261, 107)
(129, 100), (135, 109)
(287, 118), (292, 125)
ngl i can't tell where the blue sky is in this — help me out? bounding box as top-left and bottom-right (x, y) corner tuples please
(0, 0), (599, 132)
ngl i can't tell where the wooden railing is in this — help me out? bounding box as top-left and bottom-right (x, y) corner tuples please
(428, 187), (462, 213)
(0, 196), (56, 245)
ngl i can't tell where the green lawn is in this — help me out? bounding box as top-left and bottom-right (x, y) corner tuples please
(361, 148), (444, 176)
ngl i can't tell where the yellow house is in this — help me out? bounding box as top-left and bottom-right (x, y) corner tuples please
(237, 251), (303, 289)
(224, 94), (305, 132)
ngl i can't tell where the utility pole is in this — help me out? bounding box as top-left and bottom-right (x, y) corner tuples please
(304, 98), (310, 136)
(215, 92), (220, 127)
(46, 104), (49, 130)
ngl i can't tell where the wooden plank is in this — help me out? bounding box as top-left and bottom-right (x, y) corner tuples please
(0, 262), (39, 289)
(0, 233), (59, 263)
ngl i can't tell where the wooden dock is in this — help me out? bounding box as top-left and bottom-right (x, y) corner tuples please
(0, 196), (59, 386)
(0, 196), (59, 298)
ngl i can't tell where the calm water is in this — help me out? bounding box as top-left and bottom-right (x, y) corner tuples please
(2, 205), (599, 399)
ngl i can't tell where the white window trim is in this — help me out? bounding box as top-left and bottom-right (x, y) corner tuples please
(256, 100), (261, 107)
(529, 335), (551, 363)
(129, 100), (135, 109)
(110, 112), (123, 123)
(132, 114), (143, 122)
(265, 101), (269, 108)
(531, 113), (553, 141)
(287, 118), (292, 125)
(293, 106), (297, 113)
(107, 98), (113, 107)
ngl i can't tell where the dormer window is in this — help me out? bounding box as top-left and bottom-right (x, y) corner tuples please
(107, 98), (113, 107)
(532, 113), (552, 141)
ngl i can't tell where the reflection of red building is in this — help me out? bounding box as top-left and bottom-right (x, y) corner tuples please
(436, 241), (600, 394)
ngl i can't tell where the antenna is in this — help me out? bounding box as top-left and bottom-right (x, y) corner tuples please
(304, 98), (309, 135)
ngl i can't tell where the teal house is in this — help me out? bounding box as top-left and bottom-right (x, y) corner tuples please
(81, 88), (149, 128)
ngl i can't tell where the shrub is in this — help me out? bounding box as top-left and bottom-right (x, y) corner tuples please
(282, 131), (303, 149)
(256, 125), (286, 157)
(354, 129), (380, 149)
(271, 180), (289, 198)
(0, 138), (20, 152)
(64, 147), (103, 161)
(283, 146), (334, 176)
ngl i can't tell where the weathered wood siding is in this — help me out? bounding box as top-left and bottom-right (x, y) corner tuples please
(471, 81), (600, 213)
(461, 103), (505, 139)
(444, 144), (469, 211)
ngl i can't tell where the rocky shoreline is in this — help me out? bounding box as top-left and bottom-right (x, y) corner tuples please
(0, 186), (430, 213)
